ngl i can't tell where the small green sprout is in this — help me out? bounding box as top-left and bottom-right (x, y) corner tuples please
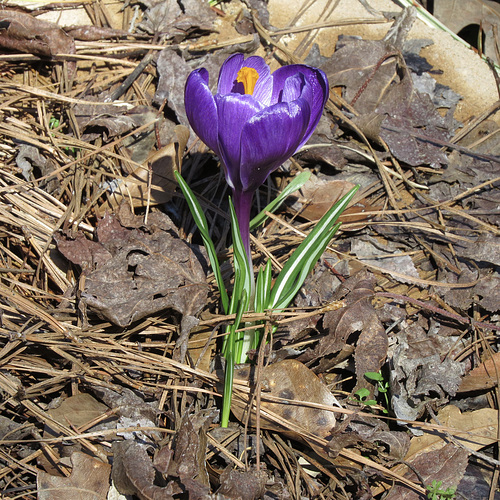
(49, 116), (60, 129)
(49, 116), (77, 155)
(364, 371), (390, 412)
(352, 371), (390, 413)
(353, 387), (378, 408)
(426, 480), (456, 500)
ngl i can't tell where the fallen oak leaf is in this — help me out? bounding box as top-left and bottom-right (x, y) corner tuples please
(383, 443), (468, 500)
(323, 36), (451, 167)
(458, 351), (500, 392)
(81, 227), (207, 327)
(53, 232), (112, 274)
(55, 211), (208, 328)
(404, 405), (498, 460)
(379, 403), (498, 495)
(231, 359), (337, 439)
(137, 0), (216, 39)
(0, 10), (75, 73)
(37, 452), (111, 500)
(173, 410), (217, 489)
(39, 393), (112, 476)
(289, 175), (374, 229)
(217, 467), (267, 500)
(298, 270), (388, 397)
(112, 440), (181, 500)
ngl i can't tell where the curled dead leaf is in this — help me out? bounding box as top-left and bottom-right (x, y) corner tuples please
(458, 351), (500, 392)
(290, 175), (373, 229)
(0, 10), (75, 74)
(37, 452), (111, 500)
(112, 440), (181, 500)
(98, 125), (189, 215)
(231, 359), (337, 439)
(55, 212), (208, 328)
(298, 271), (388, 397)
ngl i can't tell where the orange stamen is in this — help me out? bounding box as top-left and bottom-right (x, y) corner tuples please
(236, 67), (259, 95)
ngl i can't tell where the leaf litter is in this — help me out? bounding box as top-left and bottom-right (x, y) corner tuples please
(0, 0), (499, 498)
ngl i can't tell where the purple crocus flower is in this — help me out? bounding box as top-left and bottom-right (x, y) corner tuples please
(185, 53), (329, 261)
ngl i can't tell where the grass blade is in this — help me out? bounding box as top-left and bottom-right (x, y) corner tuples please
(249, 170), (311, 231)
(175, 171), (229, 313)
(270, 185), (359, 310)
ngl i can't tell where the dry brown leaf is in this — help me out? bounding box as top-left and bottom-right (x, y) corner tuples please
(291, 175), (373, 228)
(406, 405), (498, 462)
(47, 393), (109, 429)
(155, 49), (196, 125)
(173, 411), (216, 488)
(112, 411), (216, 499)
(39, 393), (112, 476)
(0, 10), (75, 60)
(82, 226), (207, 327)
(298, 271), (388, 396)
(54, 232), (113, 274)
(99, 125), (189, 214)
(323, 36), (451, 167)
(187, 326), (217, 373)
(434, 0), (500, 62)
(112, 440), (181, 500)
(137, 0), (216, 38)
(390, 322), (464, 424)
(384, 443), (468, 500)
(458, 352), (500, 392)
(218, 467), (268, 500)
(322, 38), (398, 116)
(64, 210), (208, 327)
(379, 405), (496, 498)
(37, 452), (111, 500)
(231, 359), (337, 439)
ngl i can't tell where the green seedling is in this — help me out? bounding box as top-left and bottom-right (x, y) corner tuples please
(353, 371), (390, 413)
(49, 116), (77, 155)
(364, 371), (390, 412)
(353, 387), (378, 408)
(49, 117), (60, 129)
(426, 480), (456, 500)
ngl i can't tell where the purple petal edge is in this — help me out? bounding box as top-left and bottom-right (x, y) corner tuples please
(184, 68), (219, 154)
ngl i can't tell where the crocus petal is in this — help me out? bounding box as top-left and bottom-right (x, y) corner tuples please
(214, 93), (264, 190)
(218, 53), (273, 104)
(239, 99), (311, 192)
(239, 55), (271, 79)
(217, 53), (244, 94)
(185, 54), (329, 266)
(238, 56), (272, 103)
(252, 72), (273, 106)
(271, 65), (328, 147)
(280, 73), (306, 102)
(184, 68), (219, 154)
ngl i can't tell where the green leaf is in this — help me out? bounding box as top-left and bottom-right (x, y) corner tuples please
(270, 185), (359, 310)
(272, 223), (341, 310)
(249, 170), (311, 231)
(364, 371), (384, 382)
(227, 197), (253, 316)
(221, 288), (248, 428)
(175, 171), (229, 313)
(254, 260), (272, 314)
(354, 388), (371, 401)
(244, 260), (273, 356)
(220, 199), (254, 428)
